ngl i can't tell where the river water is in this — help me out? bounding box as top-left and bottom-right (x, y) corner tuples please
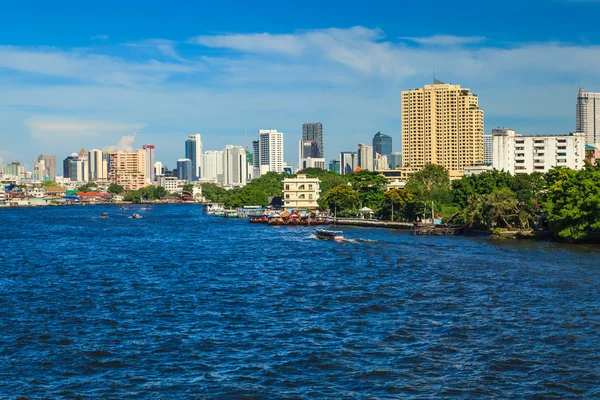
(1, 205), (599, 398)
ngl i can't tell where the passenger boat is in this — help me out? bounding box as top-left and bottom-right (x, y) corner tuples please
(131, 213), (143, 219)
(314, 229), (344, 241)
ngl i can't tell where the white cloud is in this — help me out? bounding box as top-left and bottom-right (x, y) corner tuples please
(24, 116), (146, 141)
(103, 133), (137, 152)
(0, 46), (198, 86)
(191, 32), (306, 55)
(401, 35), (486, 46)
(124, 39), (189, 62)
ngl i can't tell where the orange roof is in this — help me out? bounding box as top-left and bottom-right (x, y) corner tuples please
(78, 192), (111, 197)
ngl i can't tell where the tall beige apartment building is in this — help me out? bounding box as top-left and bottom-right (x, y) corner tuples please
(108, 149), (147, 191)
(401, 83), (484, 177)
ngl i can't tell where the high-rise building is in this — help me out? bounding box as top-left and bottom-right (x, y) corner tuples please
(483, 135), (493, 165)
(576, 88), (600, 146)
(32, 159), (46, 181)
(390, 152), (402, 169)
(328, 160), (340, 173)
(63, 154), (78, 180)
(299, 158), (326, 170)
(185, 134), (203, 181)
(37, 155), (56, 180)
(88, 149), (109, 181)
(142, 144), (155, 183)
(177, 158), (193, 182)
(340, 151), (358, 175)
(252, 140), (260, 179)
(256, 129), (284, 176)
(372, 132), (392, 167)
(302, 123), (323, 158)
(401, 82), (484, 176)
(298, 140), (323, 170)
(357, 143), (374, 171)
(203, 150), (224, 183)
(375, 154), (388, 171)
(222, 145), (247, 187)
(108, 149), (147, 190)
(493, 129), (585, 174)
(154, 161), (165, 178)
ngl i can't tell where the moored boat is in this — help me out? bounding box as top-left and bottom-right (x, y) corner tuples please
(314, 229), (344, 241)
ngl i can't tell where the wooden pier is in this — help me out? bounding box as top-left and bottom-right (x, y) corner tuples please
(412, 224), (461, 236)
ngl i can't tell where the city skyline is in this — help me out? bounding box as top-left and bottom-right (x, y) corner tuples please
(2, 1), (600, 169)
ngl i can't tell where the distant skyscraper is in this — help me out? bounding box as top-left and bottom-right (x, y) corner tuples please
(88, 149), (109, 181)
(154, 161), (165, 178)
(203, 150), (224, 183)
(299, 140), (319, 159)
(63, 154), (78, 179)
(483, 135), (493, 165)
(390, 152), (402, 169)
(329, 160), (340, 173)
(402, 82), (484, 176)
(142, 144), (155, 183)
(357, 143), (374, 171)
(177, 158), (193, 182)
(222, 145), (247, 186)
(372, 132), (392, 168)
(37, 154), (56, 180)
(185, 134), (203, 181)
(340, 151), (358, 175)
(257, 129), (284, 176)
(302, 123), (323, 158)
(252, 140), (260, 179)
(576, 87), (600, 146)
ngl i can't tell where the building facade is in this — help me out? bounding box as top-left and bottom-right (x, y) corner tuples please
(328, 160), (340, 173)
(177, 158), (193, 182)
(340, 152), (358, 175)
(222, 145), (247, 187)
(492, 128), (585, 174)
(108, 149), (147, 190)
(401, 82), (484, 176)
(299, 157), (326, 170)
(357, 143), (374, 171)
(390, 152), (402, 169)
(302, 122), (323, 158)
(142, 144), (155, 183)
(576, 87), (600, 146)
(37, 154), (56, 180)
(483, 135), (493, 165)
(185, 134), (203, 181)
(202, 150), (224, 183)
(256, 129), (284, 177)
(372, 132), (392, 167)
(88, 149), (109, 181)
(283, 174), (320, 210)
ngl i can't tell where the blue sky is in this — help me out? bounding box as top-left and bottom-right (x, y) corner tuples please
(2, 0), (600, 170)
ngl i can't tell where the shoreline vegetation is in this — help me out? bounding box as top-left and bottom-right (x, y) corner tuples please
(4, 163), (600, 243)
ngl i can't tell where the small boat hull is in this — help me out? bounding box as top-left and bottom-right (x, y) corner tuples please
(315, 229), (344, 241)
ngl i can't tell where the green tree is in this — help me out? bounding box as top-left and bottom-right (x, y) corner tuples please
(347, 170), (387, 211)
(123, 190), (142, 203)
(460, 188), (531, 231)
(542, 165), (600, 241)
(107, 183), (124, 194)
(322, 184), (359, 216)
(77, 182), (98, 192)
(40, 180), (58, 187)
(182, 183), (194, 194)
(381, 189), (414, 221)
(405, 164), (452, 205)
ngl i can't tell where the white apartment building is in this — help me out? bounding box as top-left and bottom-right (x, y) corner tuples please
(257, 129), (284, 176)
(157, 176), (181, 194)
(283, 174), (320, 210)
(153, 161), (164, 179)
(357, 143), (374, 171)
(89, 149), (109, 181)
(222, 145), (247, 187)
(492, 128), (585, 174)
(202, 150), (224, 183)
(576, 88), (600, 146)
(375, 154), (388, 171)
(340, 151), (358, 175)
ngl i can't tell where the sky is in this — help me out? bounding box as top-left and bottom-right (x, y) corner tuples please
(2, 0), (600, 170)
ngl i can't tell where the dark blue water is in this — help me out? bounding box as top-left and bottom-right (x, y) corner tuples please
(1, 205), (599, 398)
